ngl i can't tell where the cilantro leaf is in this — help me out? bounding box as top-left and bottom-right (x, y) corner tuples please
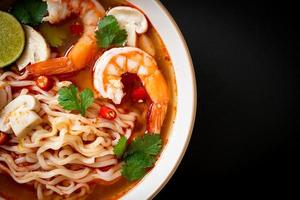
(125, 134), (162, 158)
(122, 153), (151, 181)
(58, 85), (80, 111)
(79, 89), (94, 116)
(95, 15), (128, 48)
(40, 23), (68, 47)
(11, 0), (47, 26)
(113, 136), (128, 158)
(58, 85), (94, 116)
(113, 29), (128, 46)
(121, 134), (162, 181)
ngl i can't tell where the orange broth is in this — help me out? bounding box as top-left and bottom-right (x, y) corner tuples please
(0, 0), (177, 199)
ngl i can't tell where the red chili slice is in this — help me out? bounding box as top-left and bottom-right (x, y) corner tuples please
(0, 132), (8, 145)
(99, 106), (117, 120)
(70, 23), (83, 36)
(36, 76), (53, 91)
(131, 86), (148, 103)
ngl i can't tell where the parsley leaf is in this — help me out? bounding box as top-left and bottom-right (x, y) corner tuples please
(11, 0), (47, 26)
(40, 23), (68, 47)
(95, 15), (128, 48)
(113, 136), (128, 159)
(58, 85), (94, 116)
(121, 134), (162, 181)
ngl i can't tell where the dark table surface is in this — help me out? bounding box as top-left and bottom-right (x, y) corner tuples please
(155, 0), (299, 197)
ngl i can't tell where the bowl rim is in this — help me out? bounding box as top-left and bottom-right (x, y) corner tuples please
(0, 0), (197, 199)
(149, 1), (197, 198)
(123, 0), (197, 199)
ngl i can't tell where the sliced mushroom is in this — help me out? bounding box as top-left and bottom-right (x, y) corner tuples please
(9, 108), (42, 138)
(107, 6), (148, 47)
(16, 25), (50, 71)
(0, 95), (42, 138)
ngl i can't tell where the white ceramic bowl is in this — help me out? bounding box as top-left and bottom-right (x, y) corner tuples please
(0, 0), (196, 199)
(123, 0), (197, 199)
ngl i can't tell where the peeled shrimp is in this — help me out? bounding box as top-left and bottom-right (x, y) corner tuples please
(93, 47), (169, 133)
(27, 0), (105, 76)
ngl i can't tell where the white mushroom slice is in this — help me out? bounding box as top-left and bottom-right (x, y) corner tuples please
(0, 95), (41, 135)
(9, 108), (42, 138)
(125, 24), (137, 47)
(16, 25), (50, 71)
(107, 6), (148, 46)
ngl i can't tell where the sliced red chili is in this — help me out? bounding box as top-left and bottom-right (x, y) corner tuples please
(36, 76), (53, 91)
(0, 132), (8, 145)
(131, 86), (148, 103)
(70, 22), (83, 36)
(99, 106), (117, 120)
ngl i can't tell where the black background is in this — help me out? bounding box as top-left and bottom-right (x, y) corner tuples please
(155, 0), (299, 197)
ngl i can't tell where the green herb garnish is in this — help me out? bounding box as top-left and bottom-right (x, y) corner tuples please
(95, 15), (128, 48)
(113, 134), (162, 181)
(40, 23), (68, 47)
(58, 85), (94, 116)
(122, 152), (155, 181)
(10, 0), (47, 26)
(113, 136), (127, 159)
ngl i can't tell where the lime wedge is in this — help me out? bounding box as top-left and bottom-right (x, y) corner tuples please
(0, 11), (25, 68)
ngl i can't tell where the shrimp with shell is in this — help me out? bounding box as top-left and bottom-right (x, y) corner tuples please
(27, 0), (106, 76)
(25, 0), (170, 133)
(93, 47), (169, 133)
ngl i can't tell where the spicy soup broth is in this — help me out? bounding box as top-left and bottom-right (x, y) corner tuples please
(0, 0), (177, 199)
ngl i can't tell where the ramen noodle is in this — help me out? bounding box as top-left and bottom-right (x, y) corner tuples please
(0, 0), (176, 199)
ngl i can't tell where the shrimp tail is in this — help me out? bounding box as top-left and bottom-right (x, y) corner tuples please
(147, 102), (168, 133)
(26, 0), (105, 77)
(27, 57), (75, 76)
(93, 47), (170, 133)
(27, 35), (98, 77)
(68, 33), (98, 69)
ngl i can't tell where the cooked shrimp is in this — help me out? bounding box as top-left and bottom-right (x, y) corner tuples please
(27, 0), (105, 76)
(93, 47), (169, 133)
